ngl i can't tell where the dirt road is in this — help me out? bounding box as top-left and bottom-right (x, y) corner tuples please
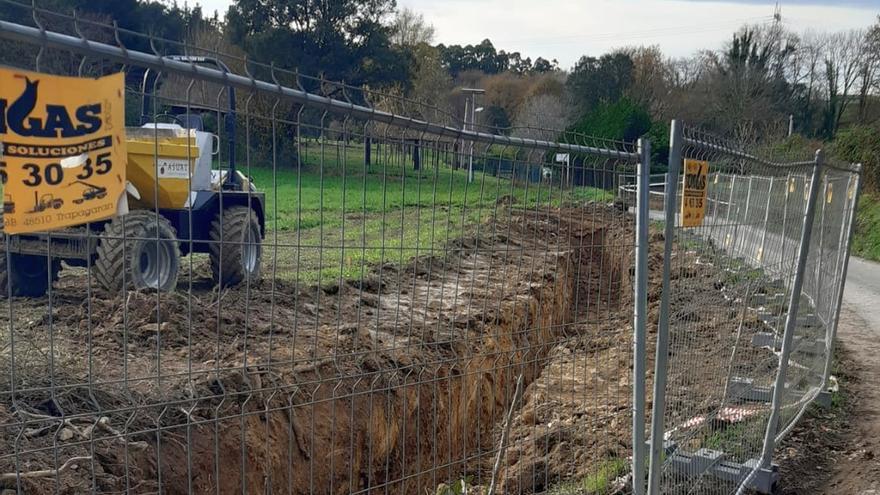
(817, 257), (880, 494)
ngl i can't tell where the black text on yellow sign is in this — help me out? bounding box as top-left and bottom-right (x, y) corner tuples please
(0, 68), (126, 234)
(681, 159), (709, 227)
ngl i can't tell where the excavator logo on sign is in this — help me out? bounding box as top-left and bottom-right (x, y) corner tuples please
(0, 68), (126, 234)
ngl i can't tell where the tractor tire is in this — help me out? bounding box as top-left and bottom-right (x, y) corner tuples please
(209, 206), (262, 288)
(94, 210), (180, 292)
(0, 253), (61, 297)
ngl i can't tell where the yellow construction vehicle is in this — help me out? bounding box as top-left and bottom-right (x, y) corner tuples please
(1, 56), (265, 296)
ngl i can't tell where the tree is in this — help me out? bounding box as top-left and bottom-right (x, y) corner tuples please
(871, 17), (880, 90)
(788, 30), (826, 135)
(409, 44), (454, 122)
(616, 46), (670, 116)
(512, 94), (571, 139)
(568, 98), (652, 143)
(532, 57), (558, 73)
(821, 30), (863, 137)
(508, 52), (533, 74)
(566, 53), (634, 116)
(226, 0), (409, 92)
(701, 26), (797, 140)
(482, 72), (531, 119)
(391, 7), (435, 48)
(0, 0), (208, 53)
(484, 106), (511, 134)
(858, 19), (880, 123)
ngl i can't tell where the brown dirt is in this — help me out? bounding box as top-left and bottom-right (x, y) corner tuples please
(0, 206), (639, 495)
(496, 232), (787, 494)
(491, 216), (644, 494)
(775, 305), (880, 495)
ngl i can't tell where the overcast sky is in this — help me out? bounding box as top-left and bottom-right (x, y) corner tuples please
(194, 0), (878, 69)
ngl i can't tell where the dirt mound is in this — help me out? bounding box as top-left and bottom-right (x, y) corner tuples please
(0, 206), (637, 494)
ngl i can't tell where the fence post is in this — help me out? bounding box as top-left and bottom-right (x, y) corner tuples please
(364, 136), (372, 168)
(725, 175), (737, 250)
(632, 138), (651, 495)
(736, 176), (754, 257)
(813, 176), (829, 309)
(647, 120), (682, 495)
(758, 176), (774, 264)
(822, 169), (861, 386)
(412, 139), (421, 170)
(707, 172), (721, 245)
(756, 150), (824, 474)
(778, 173), (792, 279)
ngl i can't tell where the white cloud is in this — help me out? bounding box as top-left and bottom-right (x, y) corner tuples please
(193, 0), (877, 68)
(195, 0), (232, 17)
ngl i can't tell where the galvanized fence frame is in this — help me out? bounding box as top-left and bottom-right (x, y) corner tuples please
(645, 121), (861, 495)
(0, 4), (654, 495)
(0, 4), (864, 494)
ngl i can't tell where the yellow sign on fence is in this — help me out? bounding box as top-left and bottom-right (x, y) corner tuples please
(681, 159), (709, 227)
(0, 68), (126, 234)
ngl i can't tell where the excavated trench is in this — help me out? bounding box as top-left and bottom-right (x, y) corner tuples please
(0, 207), (633, 494)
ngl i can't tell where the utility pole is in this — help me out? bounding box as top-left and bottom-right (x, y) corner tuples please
(461, 88), (485, 183)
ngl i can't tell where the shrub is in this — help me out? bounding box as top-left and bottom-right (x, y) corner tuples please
(831, 125), (880, 194)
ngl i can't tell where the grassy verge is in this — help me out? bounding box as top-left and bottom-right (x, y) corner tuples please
(852, 192), (880, 262)
(546, 458), (629, 495)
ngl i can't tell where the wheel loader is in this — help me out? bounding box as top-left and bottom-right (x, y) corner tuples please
(0, 56), (265, 297)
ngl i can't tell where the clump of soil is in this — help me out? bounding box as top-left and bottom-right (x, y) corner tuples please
(493, 228), (790, 494)
(0, 205), (635, 495)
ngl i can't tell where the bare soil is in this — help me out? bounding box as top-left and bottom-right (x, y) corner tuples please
(775, 305), (880, 495)
(491, 230), (776, 494)
(0, 205), (642, 495)
(0, 204), (802, 495)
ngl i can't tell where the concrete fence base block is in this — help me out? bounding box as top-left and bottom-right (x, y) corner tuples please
(667, 450), (779, 494)
(751, 292), (786, 307)
(754, 312), (821, 331)
(751, 332), (778, 349)
(815, 389), (833, 408)
(792, 338), (827, 357)
(815, 378), (839, 409)
(750, 332), (826, 356)
(728, 377), (774, 403)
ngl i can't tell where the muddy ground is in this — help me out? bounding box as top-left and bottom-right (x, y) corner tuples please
(0, 202), (802, 495)
(0, 205), (650, 495)
(775, 305), (880, 495)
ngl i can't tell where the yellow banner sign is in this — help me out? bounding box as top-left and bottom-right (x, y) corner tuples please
(0, 68), (126, 234)
(681, 159), (708, 227)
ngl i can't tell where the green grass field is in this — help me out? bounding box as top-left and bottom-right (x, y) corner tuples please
(240, 141), (613, 285)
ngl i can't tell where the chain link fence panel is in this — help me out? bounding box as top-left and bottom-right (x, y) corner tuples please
(0, 3), (650, 494)
(646, 123), (860, 495)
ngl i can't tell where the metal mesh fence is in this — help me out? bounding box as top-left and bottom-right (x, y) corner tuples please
(0, 3), (648, 495)
(646, 123), (861, 495)
(0, 4), (865, 495)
